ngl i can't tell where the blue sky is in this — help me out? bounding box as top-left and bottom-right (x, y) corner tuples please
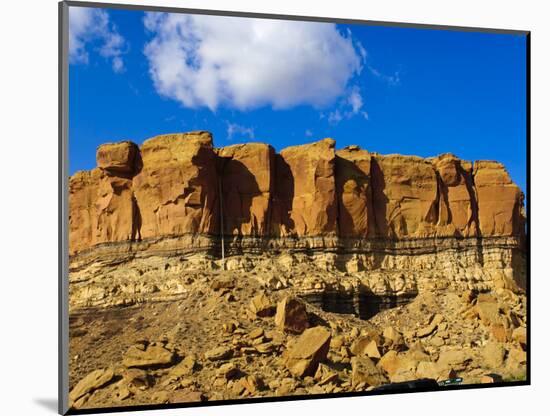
(68, 6), (527, 193)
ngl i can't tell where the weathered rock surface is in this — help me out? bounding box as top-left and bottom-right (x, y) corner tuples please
(272, 138), (338, 237)
(132, 132), (219, 240)
(218, 143), (275, 237)
(274, 297), (309, 334)
(284, 326), (331, 377)
(123, 344), (176, 369)
(371, 154), (439, 238)
(431, 154), (478, 237)
(474, 161), (524, 237)
(351, 356), (388, 387)
(69, 133), (525, 255)
(96, 141), (139, 174)
(335, 146), (374, 238)
(69, 368), (115, 404)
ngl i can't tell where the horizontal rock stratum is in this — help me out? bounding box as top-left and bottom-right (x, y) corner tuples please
(69, 131), (525, 255)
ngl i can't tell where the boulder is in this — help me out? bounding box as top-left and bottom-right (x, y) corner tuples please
(506, 346), (527, 368)
(169, 391), (204, 403)
(69, 368), (115, 404)
(377, 349), (424, 381)
(216, 362), (239, 379)
(204, 346), (233, 361)
(351, 356), (388, 388)
(284, 326), (331, 377)
(437, 349), (471, 372)
(249, 292), (275, 317)
(123, 368), (151, 392)
(482, 341), (506, 369)
(350, 336), (380, 359)
(169, 354), (197, 377)
(383, 326), (405, 350)
(275, 297), (309, 334)
(417, 314), (444, 338)
(314, 363), (339, 385)
(123, 344), (175, 368)
(511, 326), (527, 347)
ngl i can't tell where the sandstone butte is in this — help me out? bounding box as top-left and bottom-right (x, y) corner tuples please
(69, 131), (525, 258)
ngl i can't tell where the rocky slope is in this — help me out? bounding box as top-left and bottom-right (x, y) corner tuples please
(67, 132), (527, 410)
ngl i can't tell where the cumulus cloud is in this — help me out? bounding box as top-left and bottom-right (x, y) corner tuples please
(227, 122), (255, 141)
(69, 7), (126, 73)
(143, 13), (364, 111)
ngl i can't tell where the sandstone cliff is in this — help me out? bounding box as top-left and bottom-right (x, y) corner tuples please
(69, 132), (525, 255)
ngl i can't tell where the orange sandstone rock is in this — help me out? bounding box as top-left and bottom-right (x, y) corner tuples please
(217, 143), (275, 237)
(432, 154), (478, 237)
(68, 132), (525, 255)
(132, 132), (219, 239)
(272, 138), (338, 237)
(335, 146), (374, 238)
(474, 161), (524, 237)
(370, 154), (439, 239)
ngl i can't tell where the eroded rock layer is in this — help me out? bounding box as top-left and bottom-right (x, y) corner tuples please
(70, 132), (525, 252)
(68, 132), (526, 307)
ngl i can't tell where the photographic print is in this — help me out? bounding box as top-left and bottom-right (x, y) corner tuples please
(61, 2), (528, 413)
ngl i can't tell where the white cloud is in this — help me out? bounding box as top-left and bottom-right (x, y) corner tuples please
(328, 110), (343, 125)
(368, 65), (400, 86)
(226, 122), (255, 141)
(348, 88), (363, 113)
(328, 86), (369, 125)
(143, 13), (364, 111)
(69, 7), (126, 73)
(305, 129), (313, 137)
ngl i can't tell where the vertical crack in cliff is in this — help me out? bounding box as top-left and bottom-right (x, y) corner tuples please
(369, 156), (385, 238)
(131, 193), (142, 242)
(434, 171), (449, 228)
(334, 156), (343, 241)
(469, 163), (484, 265)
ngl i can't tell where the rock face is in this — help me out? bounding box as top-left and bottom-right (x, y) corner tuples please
(69, 132), (525, 253)
(96, 141), (139, 174)
(370, 154), (439, 239)
(68, 132), (526, 303)
(474, 161), (524, 237)
(132, 132), (219, 240)
(217, 143), (275, 237)
(271, 139), (338, 237)
(335, 147), (374, 238)
(432, 154), (477, 237)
